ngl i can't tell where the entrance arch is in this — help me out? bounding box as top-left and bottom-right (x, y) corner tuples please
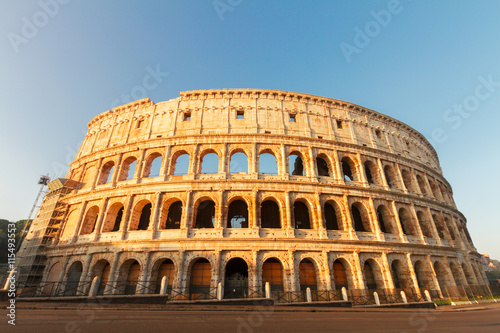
(189, 258), (211, 299)
(224, 258), (249, 299)
(64, 261), (83, 296)
(262, 258), (284, 293)
(299, 259), (318, 296)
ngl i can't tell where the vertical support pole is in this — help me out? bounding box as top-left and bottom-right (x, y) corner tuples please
(89, 276), (101, 297)
(160, 276), (169, 295)
(341, 287), (348, 301)
(400, 290), (408, 303)
(306, 287), (312, 303)
(374, 291), (380, 306)
(265, 282), (271, 299)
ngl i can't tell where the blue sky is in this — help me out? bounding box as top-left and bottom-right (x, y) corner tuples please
(1, 0), (499, 258)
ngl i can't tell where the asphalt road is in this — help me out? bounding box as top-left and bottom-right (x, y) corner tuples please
(1, 306), (500, 333)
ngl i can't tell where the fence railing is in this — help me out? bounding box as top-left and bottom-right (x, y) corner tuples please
(14, 280), (497, 306)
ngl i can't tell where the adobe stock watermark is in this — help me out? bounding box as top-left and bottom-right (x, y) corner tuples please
(109, 64), (169, 110)
(430, 75), (500, 145)
(213, 0), (244, 21)
(7, 0), (71, 54)
(340, 0), (409, 64)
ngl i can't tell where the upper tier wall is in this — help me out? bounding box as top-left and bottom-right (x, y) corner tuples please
(76, 89), (440, 172)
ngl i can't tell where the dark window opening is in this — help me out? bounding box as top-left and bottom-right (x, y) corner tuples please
(290, 114), (296, 122)
(336, 120), (343, 129)
(224, 258), (248, 299)
(293, 201), (311, 229)
(398, 208), (414, 235)
(376, 207), (387, 233)
(137, 120), (143, 128)
(342, 160), (353, 181)
(384, 167), (393, 188)
(375, 129), (382, 138)
(351, 205), (366, 232)
(324, 203), (339, 230)
(195, 200), (215, 228)
(137, 203), (152, 230)
(124, 262), (140, 295)
(227, 200), (248, 228)
(316, 157), (329, 176)
(111, 207), (123, 232)
(391, 263), (401, 289)
(183, 112), (191, 121)
(165, 201), (182, 229)
(261, 201), (281, 228)
(364, 162), (374, 184)
(289, 154), (304, 176)
(333, 260), (348, 290)
(363, 262), (377, 290)
(236, 110), (244, 119)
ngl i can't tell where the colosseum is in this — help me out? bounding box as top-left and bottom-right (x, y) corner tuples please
(15, 89), (491, 304)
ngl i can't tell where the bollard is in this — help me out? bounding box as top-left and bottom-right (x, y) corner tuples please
(217, 282), (223, 300)
(265, 282), (271, 299)
(341, 287), (348, 301)
(400, 290), (408, 303)
(424, 290), (432, 303)
(373, 291), (380, 306)
(89, 276), (101, 297)
(306, 287), (312, 303)
(159, 276), (169, 295)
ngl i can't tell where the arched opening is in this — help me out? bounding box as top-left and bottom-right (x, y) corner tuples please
(293, 201), (311, 229)
(461, 263), (475, 285)
(80, 206), (99, 235)
(341, 157), (356, 182)
(118, 157), (137, 181)
(93, 260), (111, 296)
(444, 218), (456, 240)
(173, 153), (190, 175)
(189, 258), (211, 299)
(299, 259), (318, 292)
(332, 259), (348, 290)
(143, 154), (162, 178)
(316, 157), (330, 177)
(289, 152), (305, 176)
(434, 261), (451, 294)
(432, 214), (447, 240)
(376, 206), (389, 233)
(101, 203), (124, 233)
(417, 211), (433, 238)
(230, 152), (248, 174)
(43, 262), (62, 296)
(414, 260), (433, 290)
(429, 180), (443, 200)
(390, 260), (412, 289)
(324, 202), (340, 230)
(363, 260), (384, 290)
(64, 261), (83, 296)
(351, 203), (371, 232)
(262, 258), (284, 292)
(259, 152), (278, 175)
(224, 258), (249, 299)
(155, 259), (174, 294)
(200, 152), (219, 174)
(124, 260), (141, 295)
(364, 160), (381, 185)
(227, 200), (248, 228)
(449, 262), (463, 286)
(195, 200), (215, 228)
(398, 208), (416, 235)
(137, 203), (152, 230)
(164, 201), (182, 229)
(261, 200), (281, 228)
(98, 161), (114, 185)
(401, 169), (415, 192)
(384, 165), (398, 189)
(416, 175), (428, 195)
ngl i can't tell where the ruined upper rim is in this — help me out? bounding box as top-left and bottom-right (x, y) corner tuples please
(86, 88), (437, 161)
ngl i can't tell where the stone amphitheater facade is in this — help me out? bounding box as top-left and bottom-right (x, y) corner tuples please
(17, 89), (488, 299)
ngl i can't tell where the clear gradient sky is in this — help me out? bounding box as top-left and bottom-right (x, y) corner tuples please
(1, 1), (499, 258)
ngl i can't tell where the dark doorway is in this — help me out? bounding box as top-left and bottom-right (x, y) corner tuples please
(224, 258), (249, 299)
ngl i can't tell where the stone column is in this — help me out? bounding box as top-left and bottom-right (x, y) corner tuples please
(287, 251), (297, 292)
(352, 251), (365, 289)
(409, 203), (425, 244)
(367, 198), (382, 241)
(377, 158), (389, 190)
(138, 252), (153, 294)
(405, 253), (422, 294)
(104, 252), (122, 295)
(425, 207), (442, 246)
(322, 251), (332, 291)
(380, 253), (394, 289)
(78, 253), (95, 295)
(150, 192), (163, 233)
(342, 195), (355, 239)
(120, 195), (134, 240)
(390, 201), (406, 242)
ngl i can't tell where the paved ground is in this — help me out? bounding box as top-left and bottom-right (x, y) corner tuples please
(1, 302), (500, 333)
